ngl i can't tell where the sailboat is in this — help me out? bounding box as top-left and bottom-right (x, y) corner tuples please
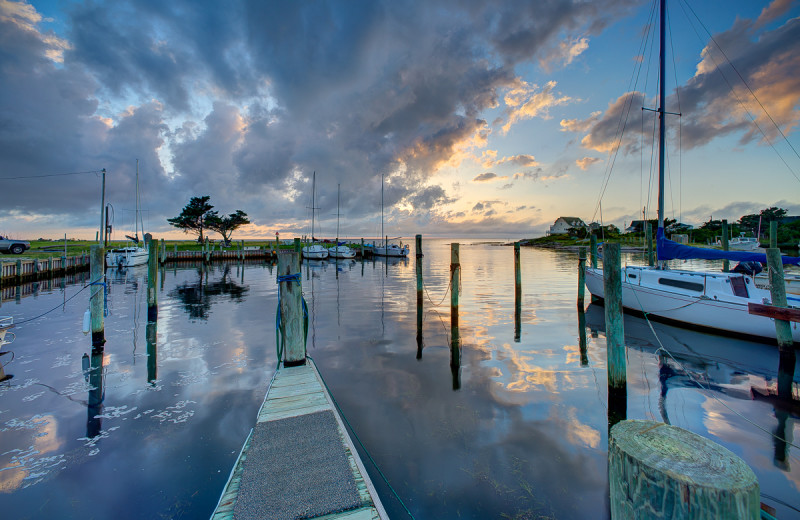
(106, 160), (149, 268)
(301, 171), (329, 260)
(372, 171), (409, 258)
(329, 184), (356, 259)
(584, 0), (800, 343)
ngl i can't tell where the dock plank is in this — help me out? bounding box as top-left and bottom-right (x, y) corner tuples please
(211, 359), (388, 520)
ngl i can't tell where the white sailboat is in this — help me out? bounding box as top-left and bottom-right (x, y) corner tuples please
(329, 184), (356, 259)
(106, 160), (149, 268)
(372, 171), (409, 258)
(584, 0), (800, 343)
(302, 171), (329, 260)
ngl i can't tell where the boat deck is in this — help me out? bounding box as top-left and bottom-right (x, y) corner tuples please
(211, 359), (388, 520)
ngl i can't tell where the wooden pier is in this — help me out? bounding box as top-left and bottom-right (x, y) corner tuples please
(212, 358), (388, 520)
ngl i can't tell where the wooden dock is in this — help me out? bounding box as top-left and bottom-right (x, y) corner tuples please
(211, 358), (388, 520)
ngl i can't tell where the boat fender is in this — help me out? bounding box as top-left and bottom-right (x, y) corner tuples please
(82, 308), (91, 335)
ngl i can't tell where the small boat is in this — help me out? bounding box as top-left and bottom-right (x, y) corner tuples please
(716, 234), (761, 251)
(302, 171), (329, 260)
(107, 160), (149, 268)
(372, 171), (409, 258)
(329, 184), (356, 259)
(584, 0), (800, 343)
(373, 241), (409, 257)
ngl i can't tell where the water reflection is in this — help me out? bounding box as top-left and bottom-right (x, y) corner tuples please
(84, 348), (105, 439)
(168, 265), (248, 320)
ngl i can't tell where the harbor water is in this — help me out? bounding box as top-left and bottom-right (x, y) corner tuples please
(0, 239), (798, 519)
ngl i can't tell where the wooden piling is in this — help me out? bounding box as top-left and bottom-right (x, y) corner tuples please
(577, 247), (586, 308)
(590, 234), (598, 269)
(609, 420), (759, 519)
(770, 221), (777, 249)
(721, 219), (729, 272)
(416, 235), (423, 359)
(294, 237), (301, 253)
(603, 243), (626, 426)
(89, 245), (105, 347)
(450, 243), (461, 382)
(277, 251), (305, 366)
(646, 224), (653, 267)
(766, 248), (793, 350)
(360, 238), (365, 259)
(450, 243), (460, 329)
(515, 242), (522, 342)
(147, 244), (158, 322)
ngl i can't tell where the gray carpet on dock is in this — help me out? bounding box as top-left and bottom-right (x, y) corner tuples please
(233, 410), (363, 520)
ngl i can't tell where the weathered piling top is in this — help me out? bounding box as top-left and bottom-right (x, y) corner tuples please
(212, 359), (388, 520)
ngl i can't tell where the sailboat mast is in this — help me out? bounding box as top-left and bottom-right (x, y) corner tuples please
(336, 183), (340, 245)
(311, 171), (316, 241)
(381, 171), (385, 249)
(135, 159), (140, 239)
(657, 0), (666, 232)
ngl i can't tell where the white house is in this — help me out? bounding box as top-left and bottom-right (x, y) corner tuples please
(548, 217), (587, 235)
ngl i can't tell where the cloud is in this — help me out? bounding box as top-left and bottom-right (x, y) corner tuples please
(472, 172), (508, 182)
(577, 9), (800, 157)
(500, 79), (572, 133)
(575, 157), (601, 170)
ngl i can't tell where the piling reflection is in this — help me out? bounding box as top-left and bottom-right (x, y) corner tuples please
(578, 306), (588, 366)
(752, 350), (797, 470)
(168, 265), (248, 320)
(146, 322), (157, 386)
(84, 348), (105, 439)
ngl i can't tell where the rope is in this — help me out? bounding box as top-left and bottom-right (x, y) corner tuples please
(627, 285), (800, 456)
(422, 275), (452, 307)
(13, 283), (92, 325)
(309, 355), (417, 520)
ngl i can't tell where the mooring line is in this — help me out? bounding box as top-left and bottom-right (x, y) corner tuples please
(309, 355), (417, 520)
(12, 282), (93, 325)
(422, 275), (452, 307)
(629, 289), (800, 457)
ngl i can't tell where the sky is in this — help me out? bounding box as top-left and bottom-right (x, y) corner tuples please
(1, 0), (799, 241)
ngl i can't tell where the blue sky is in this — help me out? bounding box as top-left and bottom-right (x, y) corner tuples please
(1, 0), (798, 240)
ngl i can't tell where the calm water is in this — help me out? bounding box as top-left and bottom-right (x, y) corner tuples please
(1, 239), (798, 519)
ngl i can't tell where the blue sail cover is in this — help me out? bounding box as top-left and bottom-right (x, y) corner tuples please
(657, 228), (800, 266)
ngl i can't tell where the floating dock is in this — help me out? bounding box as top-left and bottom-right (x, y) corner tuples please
(212, 358), (388, 520)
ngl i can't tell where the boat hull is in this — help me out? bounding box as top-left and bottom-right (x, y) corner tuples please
(302, 245), (329, 259)
(585, 266), (800, 343)
(106, 247), (149, 268)
(373, 244), (409, 257)
(329, 246), (356, 259)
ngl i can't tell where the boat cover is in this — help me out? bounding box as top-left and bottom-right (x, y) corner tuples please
(657, 228), (800, 265)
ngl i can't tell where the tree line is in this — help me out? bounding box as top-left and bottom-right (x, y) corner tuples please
(168, 196), (250, 245)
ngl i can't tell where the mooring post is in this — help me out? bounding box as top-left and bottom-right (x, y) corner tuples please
(415, 235), (423, 359)
(514, 242), (522, 342)
(277, 251), (305, 366)
(590, 234), (598, 269)
(770, 221), (777, 249)
(766, 248), (793, 350)
(646, 223), (653, 267)
(577, 247), (586, 308)
(721, 219), (729, 272)
(360, 238), (365, 259)
(294, 237), (301, 253)
(89, 245), (105, 347)
(609, 420), (759, 519)
(147, 243), (158, 322)
(450, 243), (461, 381)
(603, 242), (625, 427)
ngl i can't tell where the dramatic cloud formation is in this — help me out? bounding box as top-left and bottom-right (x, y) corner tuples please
(0, 0), (797, 239)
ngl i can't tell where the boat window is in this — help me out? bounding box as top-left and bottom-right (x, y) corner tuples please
(730, 276), (749, 298)
(627, 274), (637, 279)
(657, 277), (704, 292)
